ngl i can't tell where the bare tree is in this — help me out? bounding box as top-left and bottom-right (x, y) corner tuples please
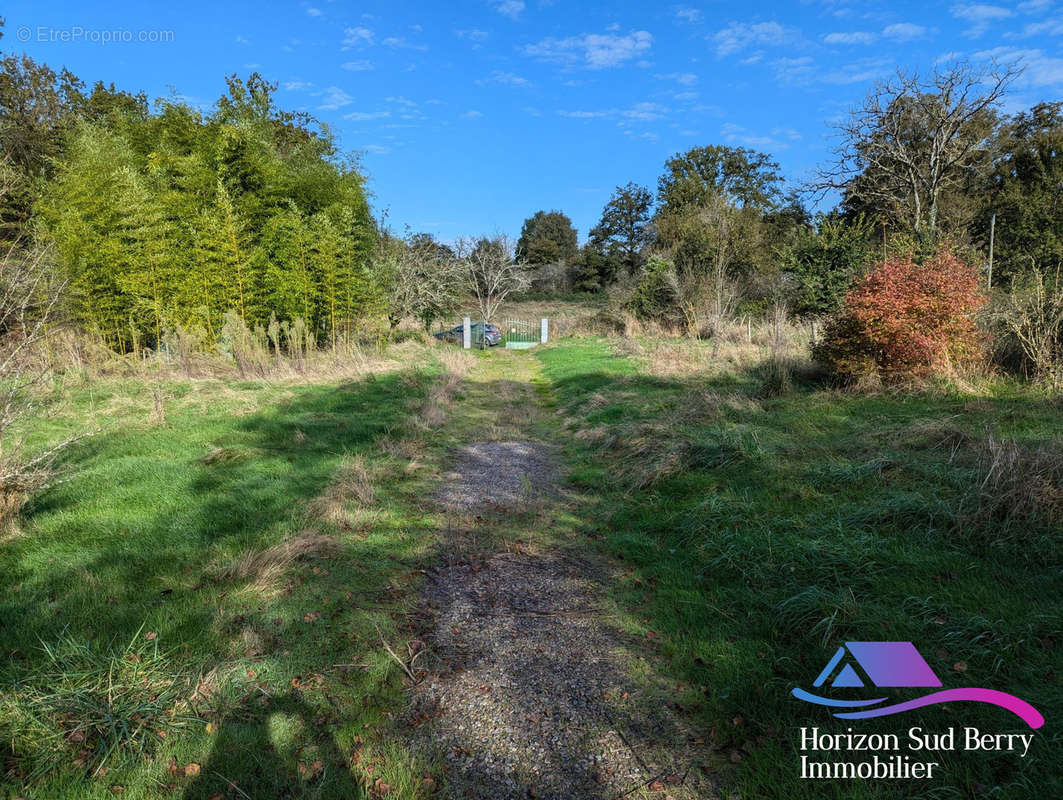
(458, 235), (529, 324)
(998, 267), (1063, 384)
(373, 233), (464, 332)
(815, 60), (1021, 238)
(0, 165), (74, 519)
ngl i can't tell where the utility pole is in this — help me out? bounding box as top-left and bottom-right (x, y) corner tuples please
(987, 213), (996, 290)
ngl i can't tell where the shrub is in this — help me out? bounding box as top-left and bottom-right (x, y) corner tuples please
(993, 268), (1063, 385)
(626, 256), (683, 326)
(958, 434), (1063, 553)
(813, 249), (986, 381)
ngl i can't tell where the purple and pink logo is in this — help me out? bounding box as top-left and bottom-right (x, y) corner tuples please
(792, 641), (1043, 729)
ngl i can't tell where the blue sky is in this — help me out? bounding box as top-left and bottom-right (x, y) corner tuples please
(5, 1), (1063, 242)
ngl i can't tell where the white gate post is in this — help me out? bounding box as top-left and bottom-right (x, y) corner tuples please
(540, 317), (548, 344)
(463, 317), (472, 349)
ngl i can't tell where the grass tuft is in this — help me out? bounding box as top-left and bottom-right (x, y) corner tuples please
(0, 630), (200, 782)
(960, 433), (1063, 549)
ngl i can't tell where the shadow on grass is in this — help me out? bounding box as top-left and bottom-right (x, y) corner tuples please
(181, 692), (364, 799)
(0, 369), (438, 793)
(536, 339), (1063, 799)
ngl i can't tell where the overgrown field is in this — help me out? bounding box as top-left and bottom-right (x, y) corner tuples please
(1, 342), (479, 799)
(537, 337), (1063, 798)
(2, 329), (1061, 799)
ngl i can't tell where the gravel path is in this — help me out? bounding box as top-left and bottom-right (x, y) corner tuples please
(434, 441), (559, 513)
(404, 441), (712, 799)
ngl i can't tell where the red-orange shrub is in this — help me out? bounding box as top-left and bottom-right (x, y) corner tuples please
(813, 250), (986, 381)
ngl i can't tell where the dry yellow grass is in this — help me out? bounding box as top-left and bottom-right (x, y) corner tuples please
(226, 532), (344, 598)
(305, 454), (377, 526)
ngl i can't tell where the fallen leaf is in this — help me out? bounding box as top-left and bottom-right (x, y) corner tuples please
(953, 661), (968, 673)
(183, 763), (200, 778)
(145, 632), (157, 641)
(649, 780), (666, 792)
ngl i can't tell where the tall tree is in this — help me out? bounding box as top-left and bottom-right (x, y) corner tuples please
(516, 210), (578, 265)
(588, 182), (653, 278)
(976, 101), (1063, 286)
(657, 145), (782, 215)
(818, 61), (1020, 240)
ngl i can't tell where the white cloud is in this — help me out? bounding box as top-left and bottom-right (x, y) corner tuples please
(675, 7), (702, 24)
(344, 110), (390, 120)
(720, 122), (779, 148)
(361, 144), (391, 154)
(621, 102), (667, 120)
(342, 60), (373, 71)
(713, 21), (793, 57)
(824, 31), (877, 45)
(951, 3), (1013, 20)
(882, 23), (927, 41)
(386, 96), (419, 107)
(479, 71), (533, 87)
(343, 27), (374, 47)
(973, 46), (1063, 86)
(318, 87), (355, 110)
(655, 71), (698, 85)
(383, 36), (428, 50)
(772, 55), (816, 85)
(283, 80), (313, 91)
(951, 3), (1013, 37)
(525, 29), (653, 69)
(306, 7), (323, 17)
(822, 56), (893, 84)
(235, 35), (250, 45)
(456, 28), (490, 41)
(461, 110), (484, 119)
(557, 102), (668, 121)
(496, 0), (524, 19)
(1011, 18), (1063, 36)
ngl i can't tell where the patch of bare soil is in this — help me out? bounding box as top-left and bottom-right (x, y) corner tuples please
(404, 441), (712, 799)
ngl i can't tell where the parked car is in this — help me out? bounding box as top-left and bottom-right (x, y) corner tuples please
(434, 321), (502, 346)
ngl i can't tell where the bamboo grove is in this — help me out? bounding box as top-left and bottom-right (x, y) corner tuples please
(25, 72), (379, 351)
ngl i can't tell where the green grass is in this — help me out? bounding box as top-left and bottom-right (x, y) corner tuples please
(535, 337), (1062, 799)
(2, 361), (454, 798)
(3, 334), (1061, 798)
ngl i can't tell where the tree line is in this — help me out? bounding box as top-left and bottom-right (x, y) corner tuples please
(3, 18), (1062, 369)
(513, 61), (1062, 346)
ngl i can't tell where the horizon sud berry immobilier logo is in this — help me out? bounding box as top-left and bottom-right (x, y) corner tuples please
(791, 641), (1044, 780)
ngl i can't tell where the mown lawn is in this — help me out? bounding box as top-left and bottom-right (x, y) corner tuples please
(1, 357), (455, 799)
(536, 337), (1062, 799)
